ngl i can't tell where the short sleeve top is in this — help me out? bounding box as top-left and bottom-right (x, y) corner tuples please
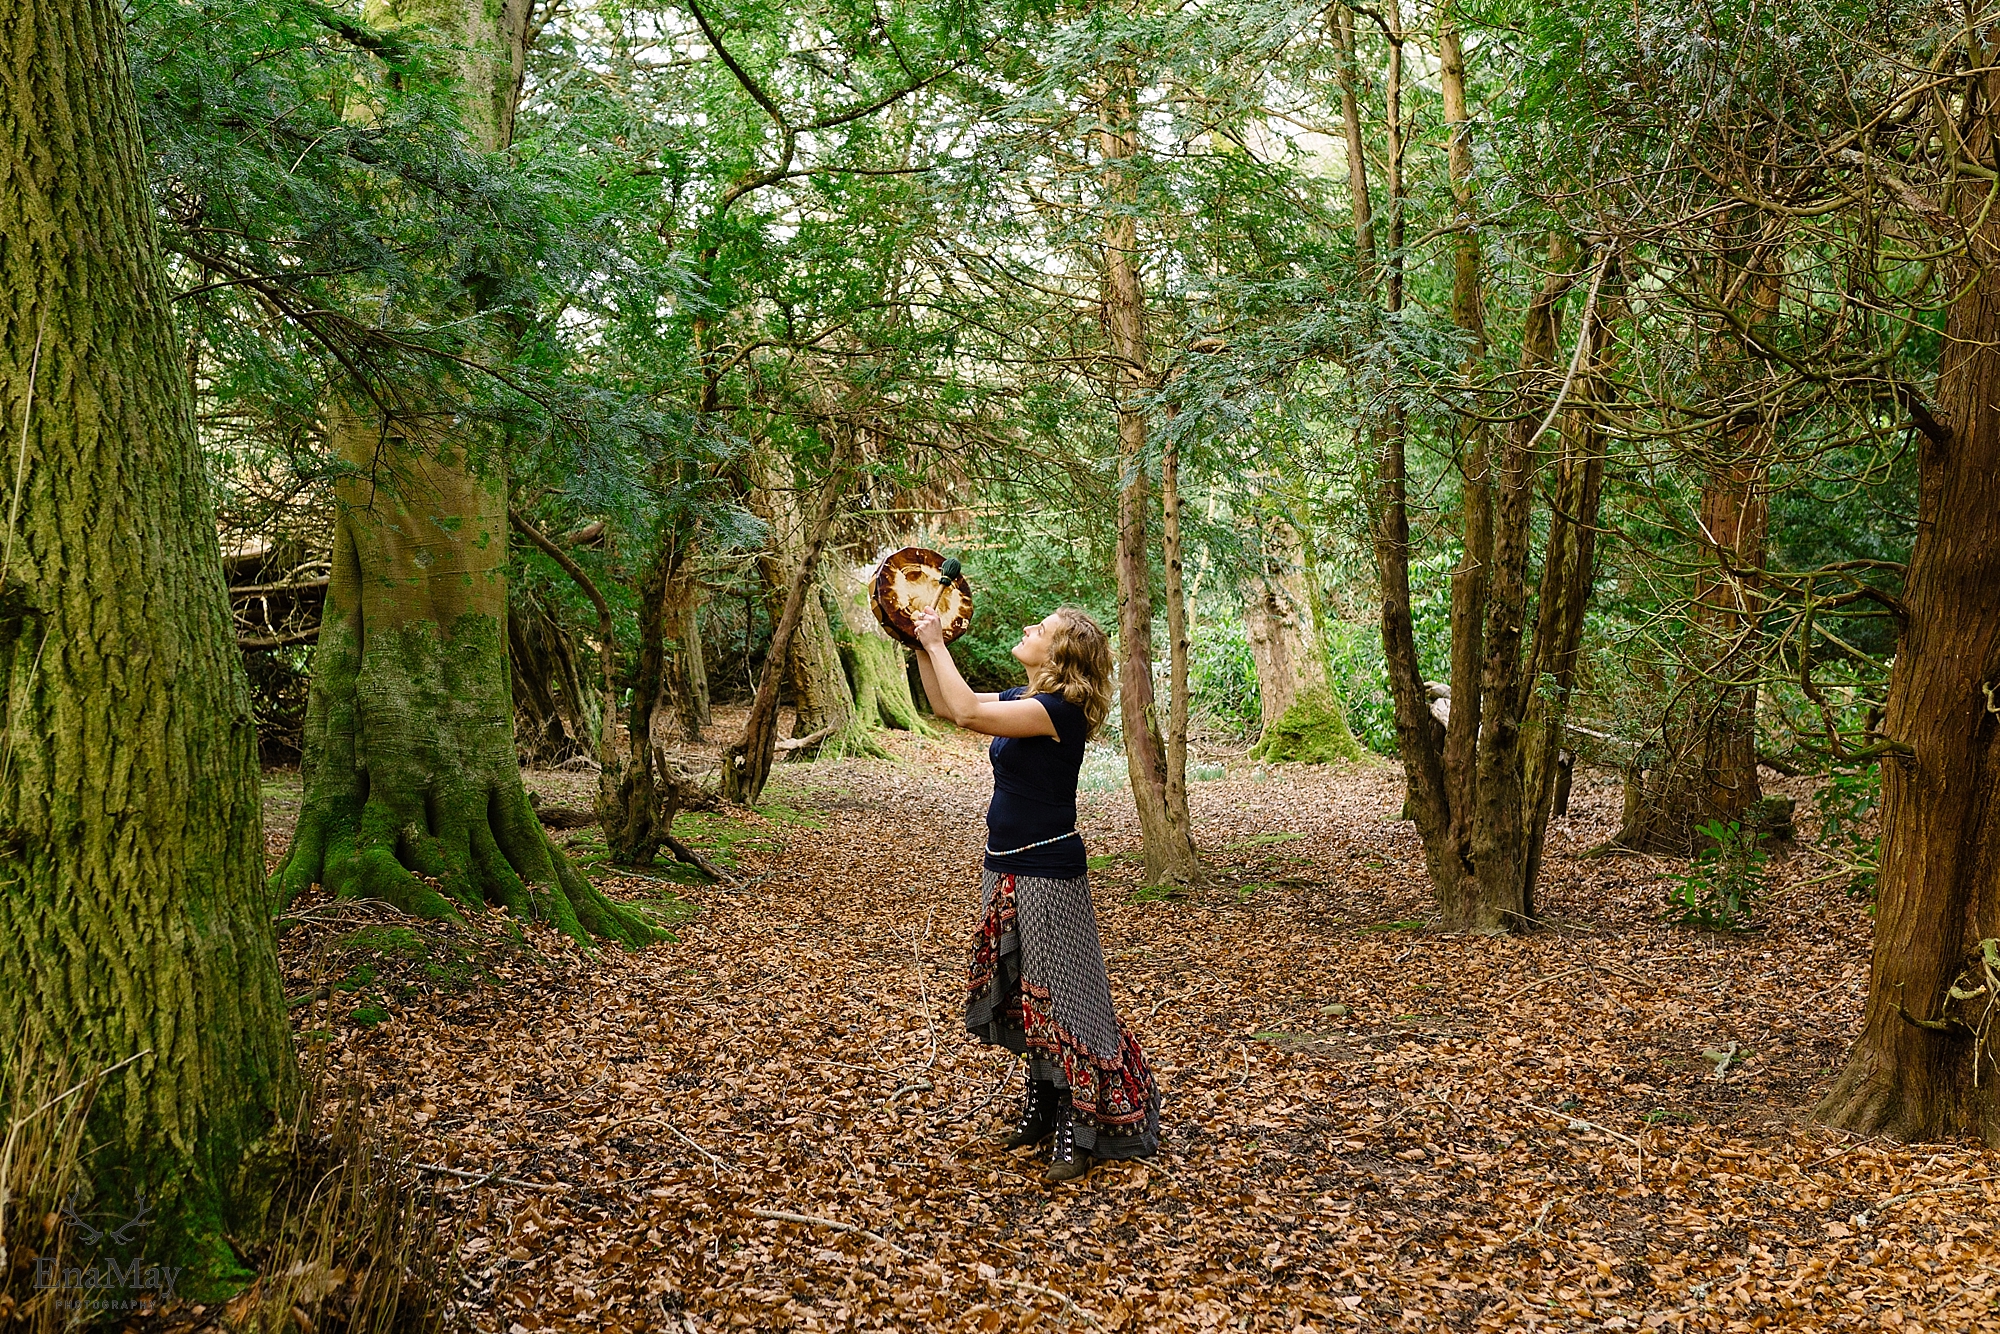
(983, 686), (1089, 878)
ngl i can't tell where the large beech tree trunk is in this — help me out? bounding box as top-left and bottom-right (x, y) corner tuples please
(831, 562), (932, 744)
(1100, 74), (1199, 886)
(1245, 521), (1361, 763)
(723, 440), (855, 805)
(746, 449), (861, 757)
(1244, 524), (1327, 734)
(1816, 77), (2000, 1141)
(0, 0), (295, 1282)
(274, 0), (652, 946)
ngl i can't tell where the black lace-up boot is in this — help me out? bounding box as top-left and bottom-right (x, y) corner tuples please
(1043, 1097), (1093, 1183)
(1004, 1077), (1059, 1150)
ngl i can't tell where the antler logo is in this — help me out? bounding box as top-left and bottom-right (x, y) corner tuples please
(104, 1193), (152, 1246)
(56, 1192), (102, 1246)
(55, 1191), (152, 1246)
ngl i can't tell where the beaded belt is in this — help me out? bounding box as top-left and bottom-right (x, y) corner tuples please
(986, 830), (1081, 857)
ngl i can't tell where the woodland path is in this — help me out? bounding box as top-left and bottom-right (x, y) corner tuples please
(269, 720), (1998, 1333)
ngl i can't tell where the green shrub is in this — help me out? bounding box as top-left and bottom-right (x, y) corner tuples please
(1663, 819), (1768, 930)
(1188, 617), (1262, 738)
(1814, 765), (1881, 899)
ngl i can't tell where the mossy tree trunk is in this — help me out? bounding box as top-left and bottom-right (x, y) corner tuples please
(1816, 73), (2000, 1142)
(661, 534), (711, 741)
(723, 439), (856, 805)
(829, 562), (932, 753)
(276, 439), (653, 946)
(1244, 521), (1361, 763)
(0, 0), (296, 1285)
(274, 0), (653, 947)
(747, 447), (856, 757)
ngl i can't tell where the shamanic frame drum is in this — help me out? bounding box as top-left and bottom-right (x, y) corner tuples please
(869, 547), (972, 649)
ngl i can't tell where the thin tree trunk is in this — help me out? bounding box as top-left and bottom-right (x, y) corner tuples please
(1100, 72), (1199, 886)
(1372, 4), (1465, 902)
(1439, 17), (1490, 901)
(0, 0), (296, 1277)
(507, 587), (598, 765)
(1163, 404), (1190, 822)
(1519, 281), (1621, 904)
(1613, 236), (1780, 853)
(1816, 67), (2000, 1142)
(1335, 7), (1376, 284)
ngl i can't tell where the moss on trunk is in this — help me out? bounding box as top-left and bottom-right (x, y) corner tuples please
(1250, 688), (1362, 765)
(824, 564), (930, 757)
(274, 437), (656, 949)
(0, 0), (296, 1287)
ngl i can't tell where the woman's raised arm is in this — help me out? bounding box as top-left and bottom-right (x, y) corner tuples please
(913, 610), (1058, 739)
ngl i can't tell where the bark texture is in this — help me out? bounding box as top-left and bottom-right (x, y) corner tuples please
(831, 563), (932, 745)
(508, 586), (598, 765)
(660, 537), (711, 742)
(747, 451), (860, 757)
(0, 0), (295, 1283)
(1100, 74), (1199, 886)
(723, 441), (855, 805)
(275, 440), (653, 945)
(1375, 219), (1616, 931)
(275, 0), (654, 945)
(1816, 79), (2000, 1141)
(1245, 525), (1361, 764)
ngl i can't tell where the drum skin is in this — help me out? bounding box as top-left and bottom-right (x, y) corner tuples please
(870, 547), (972, 648)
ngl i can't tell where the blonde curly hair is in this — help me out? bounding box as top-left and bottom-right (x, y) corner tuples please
(1028, 607), (1114, 738)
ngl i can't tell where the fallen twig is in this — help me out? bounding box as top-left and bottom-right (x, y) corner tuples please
(1124, 1157), (1180, 1182)
(948, 1060), (1018, 1125)
(994, 1277), (1102, 1326)
(1515, 1198), (1555, 1243)
(1873, 1174), (2000, 1214)
(1497, 967), (1591, 1005)
(1231, 1042), (1253, 1091)
(412, 1161), (565, 1193)
(748, 1207), (908, 1255)
(886, 1080), (934, 1108)
(1523, 1102), (1641, 1149)
(663, 1119), (730, 1173)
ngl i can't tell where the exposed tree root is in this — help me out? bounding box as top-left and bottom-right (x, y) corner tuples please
(274, 778), (660, 949)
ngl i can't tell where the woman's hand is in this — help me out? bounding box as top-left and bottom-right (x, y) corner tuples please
(913, 608), (946, 650)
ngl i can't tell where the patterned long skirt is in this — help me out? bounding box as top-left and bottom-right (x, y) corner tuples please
(965, 869), (1160, 1159)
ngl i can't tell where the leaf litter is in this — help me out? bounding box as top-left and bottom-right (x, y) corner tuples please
(264, 721), (1999, 1332)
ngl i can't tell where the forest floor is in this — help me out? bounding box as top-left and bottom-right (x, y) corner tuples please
(259, 712), (1999, 1333)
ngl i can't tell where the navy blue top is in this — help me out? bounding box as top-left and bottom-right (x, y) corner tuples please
(983, 686), (1089, 877)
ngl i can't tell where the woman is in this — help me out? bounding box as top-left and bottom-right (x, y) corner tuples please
(913, 605), (1161, 1183)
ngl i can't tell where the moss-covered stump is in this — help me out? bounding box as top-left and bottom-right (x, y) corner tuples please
(1250, 687), (1364, 764)
(272, 445), (658, 950)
